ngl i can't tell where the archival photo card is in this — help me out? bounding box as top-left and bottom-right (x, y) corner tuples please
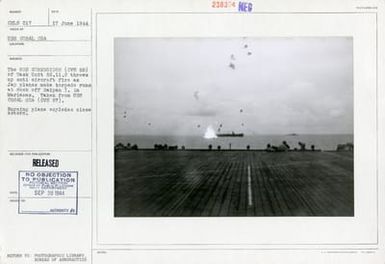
(114, 37), (354, 217)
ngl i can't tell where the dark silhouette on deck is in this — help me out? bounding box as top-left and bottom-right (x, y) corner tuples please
(336, 143), (354, 151)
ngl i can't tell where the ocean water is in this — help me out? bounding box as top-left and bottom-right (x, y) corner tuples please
(115, 134), (353, 151)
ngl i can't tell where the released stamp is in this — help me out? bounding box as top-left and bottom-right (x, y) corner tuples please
(18, 171), (78, 215)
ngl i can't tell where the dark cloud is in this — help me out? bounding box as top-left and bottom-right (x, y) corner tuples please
(193, 91), (199, 100)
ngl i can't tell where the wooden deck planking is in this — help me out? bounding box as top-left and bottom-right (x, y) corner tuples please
(115, 150), (354, 217)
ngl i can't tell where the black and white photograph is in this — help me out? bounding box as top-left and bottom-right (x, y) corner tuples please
(114, 37), (354, 217)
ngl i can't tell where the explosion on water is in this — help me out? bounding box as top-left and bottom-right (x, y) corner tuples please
(204, 125), (217, 139)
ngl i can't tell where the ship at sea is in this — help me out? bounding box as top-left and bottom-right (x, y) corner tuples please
(216, 132), (244, 137)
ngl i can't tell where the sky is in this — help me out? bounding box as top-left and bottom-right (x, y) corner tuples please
(115, 37), (353, 136)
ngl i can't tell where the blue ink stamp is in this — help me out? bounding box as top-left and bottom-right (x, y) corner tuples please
(18, 171), (78, 215)
(238, 1), (252, 12)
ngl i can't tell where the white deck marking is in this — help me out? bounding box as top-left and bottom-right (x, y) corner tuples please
(247, 165), (253, 207)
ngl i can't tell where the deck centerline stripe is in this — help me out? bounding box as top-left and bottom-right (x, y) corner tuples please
(247, 165), (253, 207)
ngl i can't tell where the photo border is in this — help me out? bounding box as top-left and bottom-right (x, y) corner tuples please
(94, 11), (378, 248)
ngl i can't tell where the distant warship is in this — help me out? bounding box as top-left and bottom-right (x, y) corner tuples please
(216, 132), (244, 137)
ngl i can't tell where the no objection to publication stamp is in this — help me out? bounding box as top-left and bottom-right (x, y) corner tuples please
(18, 171), (78, 215)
